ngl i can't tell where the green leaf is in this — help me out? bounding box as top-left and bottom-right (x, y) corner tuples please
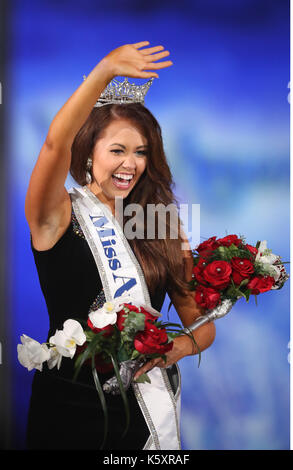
(164, 328), (183, 333)
(109, 351), (130, 439)
(254, 294), (258, 306)
(91, 355), (108, 450)
(130, 349), (140, 360)
(73, 334), (102, 381)
(167, 332), (182, 340)
(238, 279), (249, 288)
(134, 373), (151, 384)
(121, 311), (145, 343)
(117, 345), (131, 363)
(160, 322), (183, 328)
(85, 330), (96, 341)
(226, 286), (238, 297)
(235, 290), (247, 301)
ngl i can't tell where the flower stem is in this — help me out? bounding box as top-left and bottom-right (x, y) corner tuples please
(110, 352), (130, 439)
(91, 355), (109, 450)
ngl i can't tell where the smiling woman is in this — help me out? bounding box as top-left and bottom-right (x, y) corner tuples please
(24, 41), (215, 450)
(89, 120), (148, 199)
(70, 103), (195, 299)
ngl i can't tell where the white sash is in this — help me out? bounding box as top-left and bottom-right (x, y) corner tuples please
(69, 186), (181, 450)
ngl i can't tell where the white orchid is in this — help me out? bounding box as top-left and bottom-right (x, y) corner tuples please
(17, 334), (50, 372)
(47, 346), (63, 370)
(88, 295), (134, 329)
(256, 240), (278, 264)
(49, 319), (86, 360)
(255, 240), (283, 282)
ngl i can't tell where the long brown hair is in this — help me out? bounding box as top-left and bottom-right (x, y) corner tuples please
(70, 103), (190, 299)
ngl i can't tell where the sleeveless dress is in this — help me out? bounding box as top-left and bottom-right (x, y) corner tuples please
(26, 204), (173, 450)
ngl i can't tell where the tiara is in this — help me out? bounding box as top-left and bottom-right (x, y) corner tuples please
(83, 75), (154, 107)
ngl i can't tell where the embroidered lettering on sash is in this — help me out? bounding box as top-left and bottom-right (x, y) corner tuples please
(89, 214), (137, 299)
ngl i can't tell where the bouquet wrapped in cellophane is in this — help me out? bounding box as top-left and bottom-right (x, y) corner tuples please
(189, 234), (289, 322)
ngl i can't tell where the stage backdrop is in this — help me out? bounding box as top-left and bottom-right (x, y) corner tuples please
(7, 0), (290, 450)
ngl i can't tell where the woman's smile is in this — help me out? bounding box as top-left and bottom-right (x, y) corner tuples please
(112, 172), (134, 189)
(111, 172), (135, 190)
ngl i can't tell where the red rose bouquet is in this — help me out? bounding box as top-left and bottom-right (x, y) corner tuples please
(73, 296), (195, 447)
(18, 295), (192, 448)
(76, 299), (176, 388)
(191, 234), (289, 313)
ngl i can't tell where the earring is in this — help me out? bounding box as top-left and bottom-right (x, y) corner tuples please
(86, 157), (92, 184)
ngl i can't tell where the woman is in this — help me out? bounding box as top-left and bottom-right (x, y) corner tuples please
(25, 41), (216, 450)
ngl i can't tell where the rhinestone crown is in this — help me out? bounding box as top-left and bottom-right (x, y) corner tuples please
(83, 75), (154, 107)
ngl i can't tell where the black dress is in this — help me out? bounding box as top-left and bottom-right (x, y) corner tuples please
(26, 205), (169, 450)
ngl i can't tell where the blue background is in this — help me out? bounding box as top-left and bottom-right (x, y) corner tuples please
(7, 0), (290, 449)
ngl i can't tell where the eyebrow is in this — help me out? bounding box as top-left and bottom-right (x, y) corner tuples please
(109, 143), (148, 149)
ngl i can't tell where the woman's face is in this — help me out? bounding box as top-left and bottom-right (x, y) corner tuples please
(88, 119), (148, 210)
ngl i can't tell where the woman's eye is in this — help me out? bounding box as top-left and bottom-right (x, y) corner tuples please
(110, 149), (147, 156)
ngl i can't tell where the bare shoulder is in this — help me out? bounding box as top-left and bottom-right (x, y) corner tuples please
(29, 189), (72, 251)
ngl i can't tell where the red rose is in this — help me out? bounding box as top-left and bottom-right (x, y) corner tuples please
(195, 285), (221, 309)
(134, 322), (173, 355)
(232, 270), (248, 285)
(196, 237), (219, 257)
(75, 344), (114, 373)
(87, 318), (114, 337)
(202, 260), (232, 290)
(192, 258), (209, 286)
(116, 304), (157, 331)
(94, 352), (114, 373)
(217, 234), (242, 247)
(116, 310), (127, 331)
(245, 244), (258, 257)
(140, 307), (159, 324)
(247, 275), (275, 294)
(231, 257), (254, 285)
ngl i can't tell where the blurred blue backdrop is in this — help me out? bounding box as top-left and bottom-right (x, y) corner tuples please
(7, 0), (290, 450)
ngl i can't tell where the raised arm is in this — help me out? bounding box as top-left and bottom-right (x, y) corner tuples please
(25, 59), (113, 242)
(25, 41), (173, 250)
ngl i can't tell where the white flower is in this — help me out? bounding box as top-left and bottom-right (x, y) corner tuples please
(47, 347), (63, 370)
(88, 295), (134, 329)
(255, 240), (281, 281)
(17, 334), (50, 372)
(49, 319), (86, 360)
(256, 240), (278, 263)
